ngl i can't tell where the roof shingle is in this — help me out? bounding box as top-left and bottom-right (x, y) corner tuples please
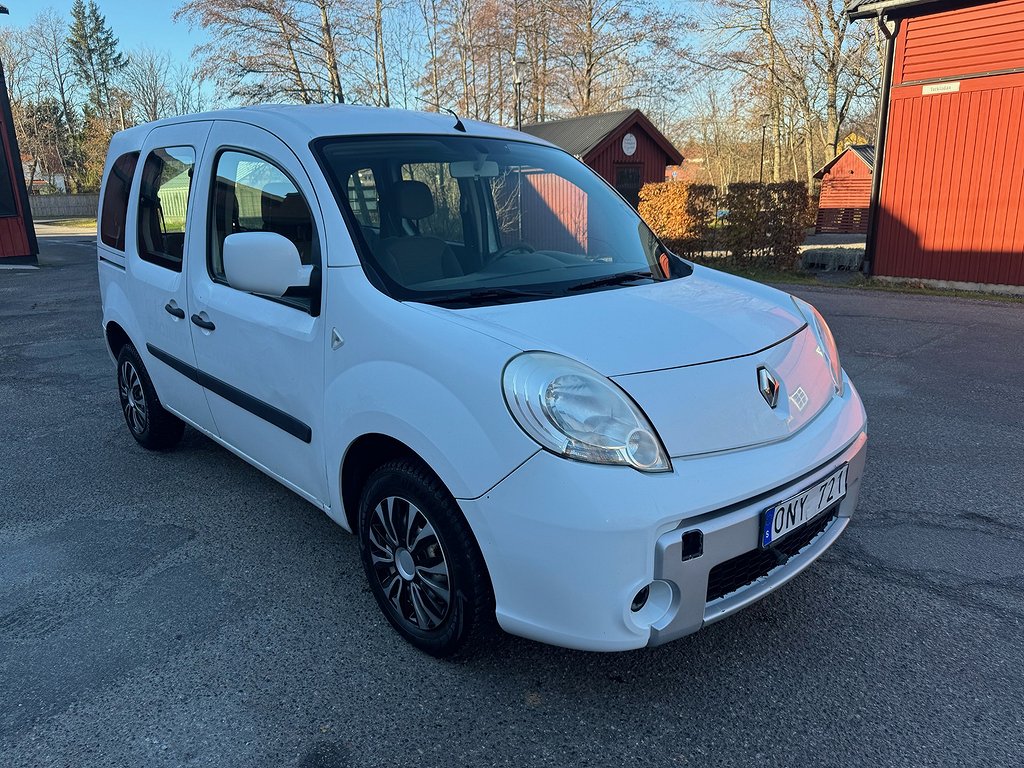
(519, 110), (637, 157)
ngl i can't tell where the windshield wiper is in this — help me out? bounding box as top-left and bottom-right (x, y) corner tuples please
(426, 287), (556, 307)
(566, 270), (655, 292)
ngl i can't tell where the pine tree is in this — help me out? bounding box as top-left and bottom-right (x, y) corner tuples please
(67, 0), (127, 123)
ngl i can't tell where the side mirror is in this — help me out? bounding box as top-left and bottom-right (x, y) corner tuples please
(223, 232), (311, 297)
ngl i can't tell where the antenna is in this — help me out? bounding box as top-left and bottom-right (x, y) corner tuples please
(441, 107), (467, 133)
(414, 96), (467, 133)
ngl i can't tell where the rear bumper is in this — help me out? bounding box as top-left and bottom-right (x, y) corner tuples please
(460, 377), (867, 652)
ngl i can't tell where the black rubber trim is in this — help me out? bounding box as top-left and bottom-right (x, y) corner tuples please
(146, 343), (312, 443)
(98, 254), (126, 270)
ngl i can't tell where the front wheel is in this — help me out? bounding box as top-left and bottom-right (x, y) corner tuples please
(358, 459), (494, 657)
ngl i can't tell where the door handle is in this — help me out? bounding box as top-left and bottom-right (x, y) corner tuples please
(190, 314), (216, 331)
(164, 303), (185, 319)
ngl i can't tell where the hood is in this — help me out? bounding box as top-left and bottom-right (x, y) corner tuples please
(414, 265), (804, 375)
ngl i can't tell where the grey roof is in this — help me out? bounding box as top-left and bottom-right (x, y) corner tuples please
(845, 0), (976, 19)
(519, 110), (638, 157)
(813, 144), (875, 179)
(851, 144), (876, 167)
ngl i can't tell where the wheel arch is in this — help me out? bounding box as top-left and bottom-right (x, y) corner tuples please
(105, 320), (133, 360)
(339, 433), (435, 534)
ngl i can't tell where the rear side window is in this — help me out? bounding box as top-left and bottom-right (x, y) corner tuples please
(99, 151), (139, 251)
(137, 146), (195, 272)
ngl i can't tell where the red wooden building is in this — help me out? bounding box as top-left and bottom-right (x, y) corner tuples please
(849, 0), (1024, 289)
(813, 144), (874, 234)
(0, 62), (37, 263)
(521, 109), (683, 208)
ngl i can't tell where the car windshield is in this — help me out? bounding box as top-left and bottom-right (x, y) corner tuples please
(314, 135), (690, 307)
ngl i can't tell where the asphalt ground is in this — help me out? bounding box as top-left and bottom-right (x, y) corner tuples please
(2, 230), (1022, 767)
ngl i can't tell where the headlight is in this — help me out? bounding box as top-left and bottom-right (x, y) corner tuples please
(793, 297), (844, 397)
(502, 352), (671, 472)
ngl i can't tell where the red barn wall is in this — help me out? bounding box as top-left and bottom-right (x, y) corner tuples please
(874, 0), (1024, 286)
(0, 95), (33, 259)
(894, 0), (1024, 85)
(816, 151), (872, 234)
(518, 171), (588, 253)
(583, 122), (671, 188)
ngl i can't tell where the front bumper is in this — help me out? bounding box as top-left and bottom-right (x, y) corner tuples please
(459, 377), (867, 652)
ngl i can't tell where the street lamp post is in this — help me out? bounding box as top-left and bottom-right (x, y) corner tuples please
(511, 56), (525, 131)
(758, 113), (769, 185)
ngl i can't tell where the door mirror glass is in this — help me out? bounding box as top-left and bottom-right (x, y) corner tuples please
(223, 231), (311, 297)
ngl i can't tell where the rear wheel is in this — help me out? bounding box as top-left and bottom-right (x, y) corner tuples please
(358, 459), (494, 657)
(116, 343), (184, 450)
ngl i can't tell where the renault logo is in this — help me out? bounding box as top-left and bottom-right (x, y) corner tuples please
(757, 366), (781, 408)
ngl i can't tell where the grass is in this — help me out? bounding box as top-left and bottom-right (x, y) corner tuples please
(712, 263), (1024, 303)
(712, 264), (822, 286)
(41, 217), (97, 228)
(844, 275), (1024, 303)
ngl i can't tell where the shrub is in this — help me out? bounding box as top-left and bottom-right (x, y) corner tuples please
(644, 180), (809, 272)
(638, 182), (692, 241)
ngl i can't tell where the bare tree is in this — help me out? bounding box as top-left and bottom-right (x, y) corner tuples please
(697, 0), (878, 185)
(172, 62), (212, 115)
(123, 47), (173, 122)
(174, 0), (346, 104)
(548, 0), (685, 117)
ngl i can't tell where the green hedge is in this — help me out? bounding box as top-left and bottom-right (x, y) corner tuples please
(655, 181), (809, 271)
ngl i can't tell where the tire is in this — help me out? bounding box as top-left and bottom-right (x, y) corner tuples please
(358, 459), (494, 658)
(116, 343), (185, 451)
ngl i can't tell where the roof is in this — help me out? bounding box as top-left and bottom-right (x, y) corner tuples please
(846, 0), (982, 19)
(520, 110), (636, 157)
(520, 109), (683, 164)
(813, 144), (876, 179)
(110, 103), (552, 151)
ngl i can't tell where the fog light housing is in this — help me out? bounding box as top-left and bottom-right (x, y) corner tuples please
(630, 585), (650, 613)
(628, 580), (676, 628)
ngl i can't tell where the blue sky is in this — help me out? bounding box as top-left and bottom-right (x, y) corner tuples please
(18, 1), (208, 63)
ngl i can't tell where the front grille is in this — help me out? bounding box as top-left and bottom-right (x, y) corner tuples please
(705, 506), (839, 603)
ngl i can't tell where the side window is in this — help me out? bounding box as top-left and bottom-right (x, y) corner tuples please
(137, 146), (195, 271)
(400, 163), (464, 244)
(209, 150), (319, 311)
(100, 151), (139, 250)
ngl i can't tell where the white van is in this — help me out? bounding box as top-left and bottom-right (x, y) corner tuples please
(97, 105), (867, 656)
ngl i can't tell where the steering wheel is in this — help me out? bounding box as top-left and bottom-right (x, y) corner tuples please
(489, 242), (535, 264)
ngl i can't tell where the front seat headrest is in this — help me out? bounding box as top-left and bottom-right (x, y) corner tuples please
(393, 180), (434, 220)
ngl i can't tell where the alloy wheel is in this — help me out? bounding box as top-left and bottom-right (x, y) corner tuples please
(367, 496), (452, 631)
(119, 360), (148, 435)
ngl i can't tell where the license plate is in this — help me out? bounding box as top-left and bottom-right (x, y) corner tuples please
(760, 464), (848, 548)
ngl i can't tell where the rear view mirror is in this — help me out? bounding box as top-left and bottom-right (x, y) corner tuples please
(223, 232), (311, 297)
(449, 160), (499, 179)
